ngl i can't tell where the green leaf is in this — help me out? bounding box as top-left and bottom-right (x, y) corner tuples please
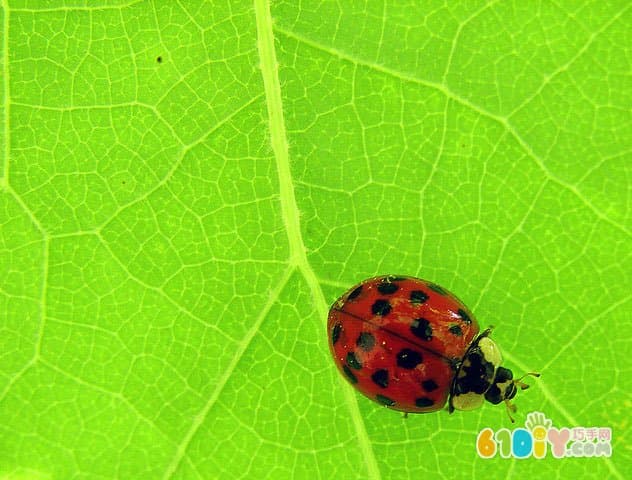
(1, 1), (630, 479)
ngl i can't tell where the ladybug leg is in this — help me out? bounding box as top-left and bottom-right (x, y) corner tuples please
(402, 412), (409, 419)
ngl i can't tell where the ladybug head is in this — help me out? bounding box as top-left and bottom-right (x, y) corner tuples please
(449, 328), (539, 422)
(484, 367), (540, 422)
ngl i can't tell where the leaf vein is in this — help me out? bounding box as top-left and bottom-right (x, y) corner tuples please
(256, 1), (383, 478)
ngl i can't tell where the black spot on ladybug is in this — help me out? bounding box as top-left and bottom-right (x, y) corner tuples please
(356, 332), (375, 351)
(422, 379), (438, 392)
(347, 285), (363, 301)
(449, 324), (463, 336)
(371, 299), (391, 316)
(377, 281), (399, 295)
(427, 283), (447, 295)
(332, 323), (342, 345)
(396, 349), (423, 369)
(409, 290), (429, 304)
(376, 394), (395, 406)
(458, 308), (472, 324)
(342, 365), (358, 384)
(346, 351), (362, 370)
(415, 397), (434, 408)
(371, 369), (389, 388)
(410, 317), (433, 341)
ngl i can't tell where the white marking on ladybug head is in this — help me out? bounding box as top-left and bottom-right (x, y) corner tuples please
(451, 391), (485, 411)
(478, 337), (502, 368)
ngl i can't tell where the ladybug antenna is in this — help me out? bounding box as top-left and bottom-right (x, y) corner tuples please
(514, 372), (540, 390)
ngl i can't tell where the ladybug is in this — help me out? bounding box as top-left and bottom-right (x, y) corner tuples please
(327, 275), (538, 421)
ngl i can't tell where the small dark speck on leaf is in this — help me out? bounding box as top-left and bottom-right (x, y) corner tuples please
(157, 56), (163, 63)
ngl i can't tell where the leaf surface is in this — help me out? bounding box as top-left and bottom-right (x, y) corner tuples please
(0, 1), (630, 479)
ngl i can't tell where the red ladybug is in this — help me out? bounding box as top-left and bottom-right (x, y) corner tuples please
(327, 275), (538, 421)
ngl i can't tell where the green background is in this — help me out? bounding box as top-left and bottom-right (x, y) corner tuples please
(1, 0), (630, 479)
